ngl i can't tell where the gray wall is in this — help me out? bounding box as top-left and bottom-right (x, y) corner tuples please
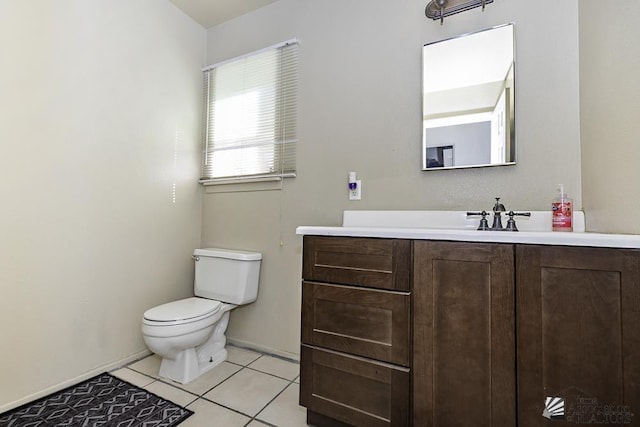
(580, 0), (640, 234)
(202, 0), (582, 356)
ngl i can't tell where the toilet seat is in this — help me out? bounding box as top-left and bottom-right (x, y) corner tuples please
(143, 297), (222, 326)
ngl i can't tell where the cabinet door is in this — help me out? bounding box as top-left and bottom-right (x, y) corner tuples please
(300, 345), (410, 427)
(413, 241), (516, 427)
(517, 245), (640, 426)
(302, 236), (411, 291)
(302, 281), (411, 366)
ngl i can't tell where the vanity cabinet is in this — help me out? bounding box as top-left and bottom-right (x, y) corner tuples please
(516, 245), (640, 426)
(300, 234), (640, 427)
(413, 241), (516, 426)
(300, 236), (412, 427)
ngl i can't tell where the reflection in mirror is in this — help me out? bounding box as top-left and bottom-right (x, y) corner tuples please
(422, 24), (515, 170)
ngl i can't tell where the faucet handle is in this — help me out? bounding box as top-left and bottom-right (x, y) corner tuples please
(467, 210), (490, 231)
(504, 211), (532, 232)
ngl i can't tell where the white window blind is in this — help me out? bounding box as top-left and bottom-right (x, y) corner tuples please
(200, 40), (299, 184)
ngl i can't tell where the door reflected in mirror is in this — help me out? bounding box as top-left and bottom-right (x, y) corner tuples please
(422, 24), (515, 170)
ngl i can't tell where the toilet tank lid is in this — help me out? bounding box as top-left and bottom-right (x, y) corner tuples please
(194, 248), (262, 261)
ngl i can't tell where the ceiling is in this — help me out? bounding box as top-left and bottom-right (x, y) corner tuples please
(169, 0), (279, 28)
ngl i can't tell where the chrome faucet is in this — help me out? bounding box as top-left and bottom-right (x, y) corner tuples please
(467, 198), (531, 232)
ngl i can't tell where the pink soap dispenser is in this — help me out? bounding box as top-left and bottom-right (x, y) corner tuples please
(552, 184), (573, 232)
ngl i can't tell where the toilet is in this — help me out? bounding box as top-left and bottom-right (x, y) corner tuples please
(141, 248), (261, 384)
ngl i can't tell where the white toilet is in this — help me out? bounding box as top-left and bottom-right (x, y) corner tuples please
(141, 248), (261, 384)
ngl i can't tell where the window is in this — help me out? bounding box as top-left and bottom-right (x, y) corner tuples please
(200, 40), (299, 184)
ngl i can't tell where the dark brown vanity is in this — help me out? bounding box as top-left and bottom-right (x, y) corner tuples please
(299, 234), (640, 427)
(300, 236), (412, 426)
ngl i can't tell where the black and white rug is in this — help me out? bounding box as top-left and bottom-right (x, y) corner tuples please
(0, 372), (193, 427)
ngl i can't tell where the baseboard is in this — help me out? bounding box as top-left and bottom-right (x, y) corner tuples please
(227, 337), (300, 363)
(0, 349), (151, 414)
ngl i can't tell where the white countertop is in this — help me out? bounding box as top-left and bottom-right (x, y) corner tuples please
(296, 211), (640, 249)
(296, 225), (640, 249)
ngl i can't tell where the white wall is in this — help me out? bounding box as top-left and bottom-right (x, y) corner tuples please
(0, 0), (205, 410)
(202, 0), (582, 357)
(580, 0), (640, 234)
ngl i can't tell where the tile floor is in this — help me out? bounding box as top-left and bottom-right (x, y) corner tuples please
(111, 346), (308, 427)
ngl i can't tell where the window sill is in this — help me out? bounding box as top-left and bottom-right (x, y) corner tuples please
(200, 173), (295, 193)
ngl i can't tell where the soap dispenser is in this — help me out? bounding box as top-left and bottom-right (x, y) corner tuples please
(552, 184), (573, 232)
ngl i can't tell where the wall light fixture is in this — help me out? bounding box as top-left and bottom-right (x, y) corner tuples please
(425, 0), (493, 24)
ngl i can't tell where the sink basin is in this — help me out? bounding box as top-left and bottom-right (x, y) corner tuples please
(342, 210), (586, 233)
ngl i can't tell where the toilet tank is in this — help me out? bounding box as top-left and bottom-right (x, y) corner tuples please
(193, 248), (262, 304)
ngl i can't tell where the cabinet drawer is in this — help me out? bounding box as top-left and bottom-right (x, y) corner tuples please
(303, 236), (411, 291)
(302, 281), (411, 366)
(300, 345), (410, 427)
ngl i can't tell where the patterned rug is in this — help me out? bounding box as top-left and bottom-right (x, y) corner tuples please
(0, 372), (193, 427)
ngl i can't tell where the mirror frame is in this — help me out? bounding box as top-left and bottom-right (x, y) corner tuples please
(422, 23), (516, 171)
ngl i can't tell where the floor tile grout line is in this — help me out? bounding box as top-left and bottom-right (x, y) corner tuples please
(244, 350), (300, 365)
(118, 367), (161, 386)
(194, 368), (299, 424)
(226, 354), (264, 368)
(250, 380), (298, 425)
(186, 394), (258, 421)
(244, 366), (300, 383)
(118, 366), (210, 410)
(123, 357), (250, 396)
(245, 352), (301, 368)
(195, 363), (246, 397)
(230, 347), (301, 367)
(244, 417), (278, 427)
(124, 363), (243, 402)
(123, 359), (299, 397)
(121, 353), (303, 426)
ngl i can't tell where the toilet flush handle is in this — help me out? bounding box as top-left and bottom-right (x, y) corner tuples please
(192, 255), (200, 262)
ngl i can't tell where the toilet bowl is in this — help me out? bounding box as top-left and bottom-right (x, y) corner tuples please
(142, 297), (235, 384)
(141, 248), (261, 384)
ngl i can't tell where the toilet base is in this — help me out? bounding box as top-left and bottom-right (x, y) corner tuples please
(158, 310), (232, 384)
(159, 348), (227, 384)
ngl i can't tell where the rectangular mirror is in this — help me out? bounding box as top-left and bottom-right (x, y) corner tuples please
(422, 23), (515, 170)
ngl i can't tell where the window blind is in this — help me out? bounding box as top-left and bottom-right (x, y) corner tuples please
(200, 40), (299, 184)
